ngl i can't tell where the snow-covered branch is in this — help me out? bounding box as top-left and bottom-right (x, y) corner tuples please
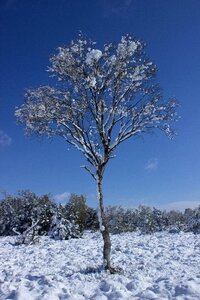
(80, 165), (96, 180)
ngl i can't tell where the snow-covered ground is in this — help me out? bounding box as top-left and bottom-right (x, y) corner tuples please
(0, 232), (200, 300)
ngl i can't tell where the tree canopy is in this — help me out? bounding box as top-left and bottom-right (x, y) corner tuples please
(16, 33), (178, 179)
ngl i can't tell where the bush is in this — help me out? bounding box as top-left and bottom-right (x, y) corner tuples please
(106, 206), (137, 234)
(85, 206), (99, 231)
(0, 191), (56, 236)
(49, 205), (81, 240)
(65, 194), (87, 232)
(184, 206), (200, 233)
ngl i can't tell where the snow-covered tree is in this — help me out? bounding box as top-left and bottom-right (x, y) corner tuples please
(15, 33), (178, 272)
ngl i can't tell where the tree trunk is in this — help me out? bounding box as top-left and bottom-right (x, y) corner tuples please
(96, 173), (112, 272)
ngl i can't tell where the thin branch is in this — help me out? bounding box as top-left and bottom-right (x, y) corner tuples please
(81, 165), (96, 180)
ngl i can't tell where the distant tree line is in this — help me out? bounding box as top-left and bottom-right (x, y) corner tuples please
(106, 205), (200, 234)
(0, 190), (199, 244)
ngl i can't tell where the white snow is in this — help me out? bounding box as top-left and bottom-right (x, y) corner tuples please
(0, 231), (200, 300)
(87, 76), (97, 88)
(86, 49), (102, 66)
(117, 36), (139, 57)
(128, 41), (138, 54)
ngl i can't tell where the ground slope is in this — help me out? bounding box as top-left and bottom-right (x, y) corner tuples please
(0, 232), (200, 299)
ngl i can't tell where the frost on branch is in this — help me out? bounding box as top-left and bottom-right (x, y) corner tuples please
(16, 33), (178, 178)
(86, 49), (102, 66)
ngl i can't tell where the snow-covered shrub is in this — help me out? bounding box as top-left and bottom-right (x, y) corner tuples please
(65, 194), (88, 233)
(106, 206), (124, 234)
(135, 205), (155, 234)
(106, 206), (137, 234)
(105, 205), (169, 234)
(84, 206), (99, 231)
(166, 210), (185, 232)
(14, 220), (40, 245)
(65, 194), (99, 232)
(0, 192), (34, 236)
(49, 205), (81, 240)
(0, 191), (56, 236)
(184, 206), (200, 233)
(32, 194), (56, 235)
(0, 195), (17, 235)
(151, 208), (168, 232)
(167, 225), (181, 234)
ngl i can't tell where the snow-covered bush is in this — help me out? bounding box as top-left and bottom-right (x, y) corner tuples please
(65, 194), (99, 232)
(166, 209), (185, 232)
(0, 191), (35, 236)
(0, 191), (56, 236)
(135, 205), (154, 233)
(184, 206), (200, 233)
(135, 205), (167, 234)
(106, 205), (177, 234)
(13, 220), (40, 245)
(106, 206), (124, 234)
(106, 206), (137, 234)
(32, 194), (56, 235)
(84, 206), (99, 231)
(49, 205), (81, 240)
(65, 194), (88, 233)
(151, 208), (169, 232)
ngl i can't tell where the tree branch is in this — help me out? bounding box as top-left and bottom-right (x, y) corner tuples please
(80, 165), (96, 180)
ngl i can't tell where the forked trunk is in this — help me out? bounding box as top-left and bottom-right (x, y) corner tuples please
(96, 173), (112, 272)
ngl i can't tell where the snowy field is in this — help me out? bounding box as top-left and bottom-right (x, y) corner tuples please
(0, 232), (200, 300)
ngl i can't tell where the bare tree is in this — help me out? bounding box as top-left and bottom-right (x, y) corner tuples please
(15, 34), (178, 273)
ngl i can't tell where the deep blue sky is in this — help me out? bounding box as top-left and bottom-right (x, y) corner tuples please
(1, 0), (200, 210)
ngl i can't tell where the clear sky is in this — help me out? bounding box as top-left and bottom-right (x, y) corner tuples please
(1, 0), (200, 210)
